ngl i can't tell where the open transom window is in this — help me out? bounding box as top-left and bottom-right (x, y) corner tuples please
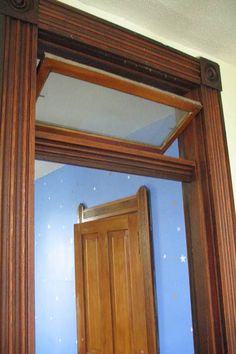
(36, 54), (202, 154)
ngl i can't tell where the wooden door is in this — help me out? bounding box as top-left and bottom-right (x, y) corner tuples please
(74, 187), (158, 354)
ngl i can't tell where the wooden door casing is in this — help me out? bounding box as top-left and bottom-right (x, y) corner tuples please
(1, 1), (235, 352)
(74, 187), (157, 354)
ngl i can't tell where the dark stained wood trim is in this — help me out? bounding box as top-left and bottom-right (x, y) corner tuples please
(0, 0), (38, 24)
(35, 123), (196, 182)
(0, 13), (37, 354)
(38, 0), (200, 94)
(0, 0), (235, 354)
(179, 87), (236, 354)
(199, 87), (236, 352)
(179, 97), (225, 354)
(200, 57), (222, 91)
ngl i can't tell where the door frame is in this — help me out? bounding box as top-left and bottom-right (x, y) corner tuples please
(0, 1), (235, 354)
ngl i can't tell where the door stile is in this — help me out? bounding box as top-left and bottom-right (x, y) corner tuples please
(74, 225), (86, 354)
(137, 187), (159, 354)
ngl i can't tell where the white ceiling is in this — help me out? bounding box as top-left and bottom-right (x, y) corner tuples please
(35, 161), (63, 180)
(59, 0), (236, 66)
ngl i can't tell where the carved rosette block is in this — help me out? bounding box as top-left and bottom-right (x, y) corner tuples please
(200, 57), (222, 91)
(0, 0), (38, 23)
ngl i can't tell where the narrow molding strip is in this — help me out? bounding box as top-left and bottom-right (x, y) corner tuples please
(35, 123), (196, 182)
(38, 0), (200, 92)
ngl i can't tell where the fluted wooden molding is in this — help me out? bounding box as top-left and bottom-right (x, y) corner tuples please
(38, 0), (200, 94)
(0, 0), (38, 23)
(35, 123), (196, 183)
(199, 86), (236, 353)
(0, 15), (37, 354)
(180, 87), (236, 354)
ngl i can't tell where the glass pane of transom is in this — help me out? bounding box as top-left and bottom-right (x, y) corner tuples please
(36, 72), (188, 148)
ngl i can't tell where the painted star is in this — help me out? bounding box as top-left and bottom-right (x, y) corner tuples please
(180, 255), (187, 263)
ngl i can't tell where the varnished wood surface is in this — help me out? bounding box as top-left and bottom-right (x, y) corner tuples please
(0, 0), (38, 24)
(35, 123), (196, 182)
(74, 187), (157, 354)
(37, 55), (202, 112)
(78, 195), (137, 222)
(199, 87), (236, 353)
(0, 0), (235, 353)
(38, 0), (200, 94)
(180, 87), (236, 354)
(0, 14), (37, 354)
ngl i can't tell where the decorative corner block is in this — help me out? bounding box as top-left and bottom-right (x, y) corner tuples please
(0, 0), (38, 24)
(200, 57), (222, 91)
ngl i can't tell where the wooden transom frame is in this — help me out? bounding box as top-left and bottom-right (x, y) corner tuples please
(36, 53), (202, 154)
(0, 1), (235, 354)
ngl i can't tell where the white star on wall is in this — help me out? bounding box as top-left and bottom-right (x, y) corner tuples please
(180, 255), (187, 263)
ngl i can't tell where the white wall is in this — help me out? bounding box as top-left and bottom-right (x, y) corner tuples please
(59, 0), (236, 202)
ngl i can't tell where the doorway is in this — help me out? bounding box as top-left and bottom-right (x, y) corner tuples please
(35, 160), (194, 354)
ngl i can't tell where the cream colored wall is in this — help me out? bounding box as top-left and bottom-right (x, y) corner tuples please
(58, 0), (236, 202)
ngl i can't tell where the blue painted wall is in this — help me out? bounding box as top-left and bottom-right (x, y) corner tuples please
(35, 152), (194, 354)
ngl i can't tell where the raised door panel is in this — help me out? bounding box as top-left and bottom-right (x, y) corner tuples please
(74, 227), (113, 354)
(108, 213), (149, 354)
(108, 228), (133, 354)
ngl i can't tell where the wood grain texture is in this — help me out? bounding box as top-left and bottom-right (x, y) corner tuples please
(37, 55), (201, 112)
(0, 0), (38, 24)
(78, 196), (137, 223)
(0, 0), (234, 353)
(38, 0), (200, 94)
(137, 187), (158, 354)
(179, 87), (236, 354)
(199, 87), (236, 353)
(35, 123), (196, 182)
(74, 187), (157, 354)
(0, 15), (37, 354)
